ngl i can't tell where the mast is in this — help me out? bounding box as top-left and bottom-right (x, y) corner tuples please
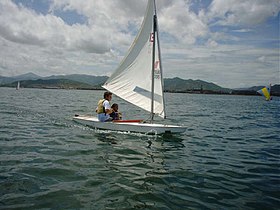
(150, 0), (157, 121)
(154, 0), (166, 119)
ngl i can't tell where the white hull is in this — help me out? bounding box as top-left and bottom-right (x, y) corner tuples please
(73, 115), (186, 135)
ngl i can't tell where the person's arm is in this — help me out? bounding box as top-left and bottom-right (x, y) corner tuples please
(103, 101), (113, 114)
(105, 108), (113, 114)
(118, 112), (122, 119)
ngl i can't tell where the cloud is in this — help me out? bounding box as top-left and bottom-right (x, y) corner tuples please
(49, 0), (146, 34)
(206, 39), (218, 47)
(207, 0), (280, 26)
(0, 0), (111, 54)
(161, 43), (279, 88)
(231, 29), (253, 33)
(159, 0), (208, 44)
(0, 0), (279, 88)
(0, 0), (125, 77)
(257, 56), (266, 63)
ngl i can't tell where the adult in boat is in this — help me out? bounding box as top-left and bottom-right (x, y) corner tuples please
(96, 92), (113, 122)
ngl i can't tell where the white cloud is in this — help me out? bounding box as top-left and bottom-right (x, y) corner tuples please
(257, 56), (266, 63)
(0, 0), (279, 88)
(159, 0), (208, 44)
(0, 0), (113, 54)
(207, 0), (280, 26)
(232, 29), (253, 33)
(49, 0), (146, 43)
(0, 0), (128, 76)
(206, 39), (218, 47)
(161, 43), (279, 88)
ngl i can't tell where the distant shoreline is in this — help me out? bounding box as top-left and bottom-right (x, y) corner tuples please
(2, 86), (279, 97)
(1, 74), (279, 96)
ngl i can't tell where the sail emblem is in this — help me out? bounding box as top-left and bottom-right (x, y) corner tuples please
(154, 60), (160, 69)
(150, 33), (154, 42)
(154, 60), (160, 79)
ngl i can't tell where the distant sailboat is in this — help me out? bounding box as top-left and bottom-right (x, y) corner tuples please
(16, 81), (20, 90)
(257, 85), (271, 101)
(73, 0), (186, 134)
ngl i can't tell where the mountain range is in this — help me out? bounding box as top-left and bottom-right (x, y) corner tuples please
(1, 72), (279, 95)
(0, 72), (40, 84)
(164, 77), (231, 93)
(0, 73), (107, 86)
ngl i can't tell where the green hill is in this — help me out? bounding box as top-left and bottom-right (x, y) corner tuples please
(3, 73), (278, 96)
(1, 76), (232, 93)
(0, 73), (108, 86)
(164, 77), (231, 93)
(233, 85), (280, 96)
(45, 74), (108, 86)
(0, 72), (41, 84)
(2, 79), (100, 90)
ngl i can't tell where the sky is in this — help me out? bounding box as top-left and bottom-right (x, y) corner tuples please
(0, 0), (279, 88)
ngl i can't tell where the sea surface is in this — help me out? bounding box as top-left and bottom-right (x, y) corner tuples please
(0, 87), (279, 210)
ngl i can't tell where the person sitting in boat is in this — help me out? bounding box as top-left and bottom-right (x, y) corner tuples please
(96, 91), (113, 122)
(110, 103), (122, 120)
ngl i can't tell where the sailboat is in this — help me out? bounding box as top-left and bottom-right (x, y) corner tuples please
(73, 0), (186, 134)
(16, 81), (20, 90)
(257, 85), (272, 101)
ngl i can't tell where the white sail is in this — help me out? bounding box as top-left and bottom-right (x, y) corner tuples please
(16, 81), (20, 90)
(102, 0), (165, 118)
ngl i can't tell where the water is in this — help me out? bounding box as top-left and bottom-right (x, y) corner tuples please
(0, 87), (279, 209)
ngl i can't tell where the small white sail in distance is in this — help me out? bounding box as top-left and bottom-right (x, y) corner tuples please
(102, 0), (165, 118)
(16, 81), (20, 90)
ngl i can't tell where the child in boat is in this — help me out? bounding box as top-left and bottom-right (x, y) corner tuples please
(110, 103), (122, 120)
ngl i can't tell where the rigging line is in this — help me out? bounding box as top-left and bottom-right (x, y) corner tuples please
(150, 12), (157, 122)
(154, 0), (166, 119)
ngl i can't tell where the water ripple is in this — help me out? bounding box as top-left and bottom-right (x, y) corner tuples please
(0, 88), (279, 209)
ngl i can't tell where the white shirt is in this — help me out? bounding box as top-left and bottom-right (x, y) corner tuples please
(103, 100), (111, 110)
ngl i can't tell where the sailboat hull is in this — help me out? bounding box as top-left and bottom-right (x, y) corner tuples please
(73, 115), (186, 135)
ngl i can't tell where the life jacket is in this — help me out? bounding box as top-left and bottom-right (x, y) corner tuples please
(110, 111), (122, 120)
(96, 99), (106, 114)
(110, 112), (118, 120)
